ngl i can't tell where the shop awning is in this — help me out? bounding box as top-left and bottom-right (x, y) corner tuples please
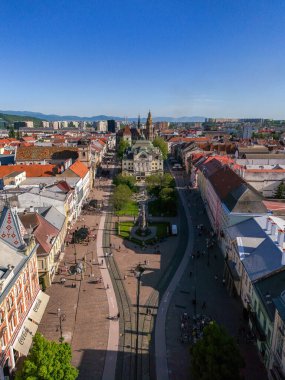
(28, 291), (50, 324)
(13, 319), (38, 356)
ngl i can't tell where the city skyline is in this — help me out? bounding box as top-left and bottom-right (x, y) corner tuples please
(1, 0), (285, 118)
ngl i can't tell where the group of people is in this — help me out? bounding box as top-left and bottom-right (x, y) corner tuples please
(180, 312), (212, 344)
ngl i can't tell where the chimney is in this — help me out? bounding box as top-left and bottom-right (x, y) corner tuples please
(278, 230), (285, 249)
(272, 222), (277, 237)
(266, 217), (272, 232)
(282, 249), (285, 266)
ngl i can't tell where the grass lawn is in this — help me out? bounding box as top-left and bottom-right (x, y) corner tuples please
(117, 221), (135, 238)
(116, 202), (139, 216)
(116, 220), (170, 246)
(148, 200), (177, 217)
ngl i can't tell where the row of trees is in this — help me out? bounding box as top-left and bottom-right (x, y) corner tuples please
(146, 173), (177, 214)
(111, 174), (136, 211)
(152, 136), (168, 159)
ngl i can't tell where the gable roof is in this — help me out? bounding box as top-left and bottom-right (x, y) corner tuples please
(19, 212), (59, 255)
(69, 160), (89, 178)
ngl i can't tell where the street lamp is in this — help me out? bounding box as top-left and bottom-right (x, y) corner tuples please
(56, 308), (66, 343)
(134, 264), (145, 380)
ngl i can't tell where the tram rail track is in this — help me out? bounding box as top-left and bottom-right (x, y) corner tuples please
(103, 212), (136, 380)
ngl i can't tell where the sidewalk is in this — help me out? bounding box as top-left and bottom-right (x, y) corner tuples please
(164, 172), (268, 380)
(97, 213), (119, 380)
(38, 184), (111, 380)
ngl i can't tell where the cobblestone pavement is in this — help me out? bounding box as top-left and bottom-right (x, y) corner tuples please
(39, 180), (111, 380)
(165, 172), (268, 380)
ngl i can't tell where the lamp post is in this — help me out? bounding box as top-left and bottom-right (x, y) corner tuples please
(134, 264), (145, 380)
(57, 308), (66, 343)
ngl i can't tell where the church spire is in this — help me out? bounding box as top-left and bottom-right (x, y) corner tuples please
(146, 110), (153, 141)
(137, 114), (141, 129)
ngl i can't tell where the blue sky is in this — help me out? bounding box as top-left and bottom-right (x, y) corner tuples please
(1, 0), (285, 118)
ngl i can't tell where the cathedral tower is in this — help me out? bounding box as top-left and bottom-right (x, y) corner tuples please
(146, 110), (154, 141)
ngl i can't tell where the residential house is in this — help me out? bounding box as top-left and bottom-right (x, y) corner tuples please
(19, 212), (61, 288)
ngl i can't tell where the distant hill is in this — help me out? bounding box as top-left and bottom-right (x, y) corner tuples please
(0, 110), (205, 123)
(0, 112), (45, 128)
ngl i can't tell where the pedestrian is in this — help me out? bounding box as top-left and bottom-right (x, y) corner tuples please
(189, 271), (192, 277)
(106, 284), (109, 289)
(118, 245), (121, 251)
(214, 275), (218, 281)
(101, 259), (103, 265)
(222, 278), (226, 286)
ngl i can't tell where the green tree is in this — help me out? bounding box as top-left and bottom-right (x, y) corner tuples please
(15, 333), (78, 380)
(153, 136), (168, 159)
(117, 139), (130, 158)
(190, 321), (244, 380)
(111, 184), (132, 210)
(8, 127), (15, 138)
(159, 187), (176, 203)
(275, 181), (285, 199)
(145, 173), (175, 196)
(113, 173), (136, 191)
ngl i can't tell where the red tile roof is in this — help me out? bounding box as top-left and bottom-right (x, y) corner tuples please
(263, 201), (285, 211)
(69, 160), (89, 178)
(16, 146), (78, 161)
(168, 137), (208, 143)
(19, 212), (59, 255)
(209, 166), (246, 200)
(0, 164), (58, 178)
(56, 180), (72, 193)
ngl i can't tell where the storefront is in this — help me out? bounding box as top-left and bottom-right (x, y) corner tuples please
(7, 291), (50, 378)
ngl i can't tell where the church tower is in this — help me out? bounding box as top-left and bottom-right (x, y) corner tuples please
(146, 110), (154, 141)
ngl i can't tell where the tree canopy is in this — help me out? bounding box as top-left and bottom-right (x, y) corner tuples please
(15, 333), (78, 380)
(275, 181), (285, 199)
(113, 173), (136, 191)
(190, 321), (244, 380)
(117, 139), (130, 158)
(153, 137), (168, 159)
(8, 127), (15, 138)
(145, 173), (175, 196)
(111, 184), (133, 210)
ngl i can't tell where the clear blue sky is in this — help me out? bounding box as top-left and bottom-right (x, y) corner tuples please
(1, 0), (285, 119)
